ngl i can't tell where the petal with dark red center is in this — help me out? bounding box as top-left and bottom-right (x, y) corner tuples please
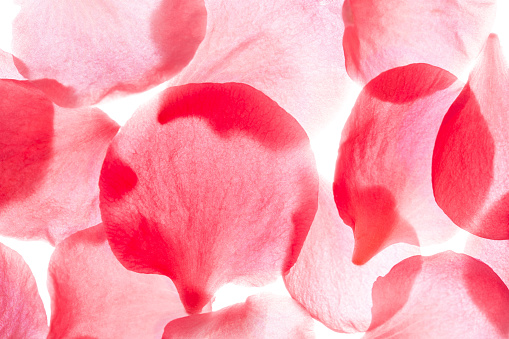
(48, 224), (187, 339)
(343, 0), (496, 83)
(0, 49), (23, 79)
(0, 241), (48, 338)
(465, 236), (509, 288)
(365, 252), (509, 338)
(99, 82), (318, 314)
(0, 79), (119, 244)
(12, 0), (207, 107)
(333, 64), (462, 265)
(168, 0), (354, 137)
(162, 294), (315, 339)
(433, 34), (509, 240)
(284, 179), (419, 333)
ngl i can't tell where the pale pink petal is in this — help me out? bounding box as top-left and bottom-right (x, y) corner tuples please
(465, 236), (509, 288)
(365, 252), (509, 338)
(12, 0), (207, 107)
(334, 64), (462, 264)
(343, 0), (496, 83)
(99, 82), (318, 314)
(0, 49), (23, 79)
(433, 34), (509, 239)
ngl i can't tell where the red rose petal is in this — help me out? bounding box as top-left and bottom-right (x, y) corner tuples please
(0, 49), (23, 79)
(433, 34), (509, 240)
(99, 82), (318, 314)
(0, 241), (48, 338)
(12, 0), (207, 107)
(162, 294), (315, 339)
(168, 0), (354, 137)
(0, 80), (119, 244)
(365, 252), (509, 338)
(343, 0), (496, 84)
(284, 179), (419, 333)
(333, 64), (462, 265)
(47, 224), (187, 339)
(465, 236), (509, 288)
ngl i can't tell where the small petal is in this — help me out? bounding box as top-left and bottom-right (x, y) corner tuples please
(0, 49), (23, 79)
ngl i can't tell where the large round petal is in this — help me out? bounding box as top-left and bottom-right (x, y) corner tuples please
(99, 82), (318, 314)
(162, 294), (315, 339)
(0, 242), (48, 338)
(0, 80), (119, 244)
(12, 0), (207, 107)
(48, 224), (187, 339)
(343, 0), (496, 83)
(168, 0), (354, 137)
(433, 34), (509, 240)
(365, 252), (509, 338)
(284, 180), (419, 333)
(333, 64), (462, 265)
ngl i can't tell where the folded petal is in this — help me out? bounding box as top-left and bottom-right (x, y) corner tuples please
(12, 0), (207, 107)
(284, 179), (418, 333)
(433, 34), (509, 240)
(0, 241), (48, 338)
(333, 64), (462, 265)
(0, 49), (23, 79)
(343, 0), (496, 83)
(0, 80), (119, 244)
(99, 82), (318, 314)
(365, 252), (509, 338)
(162, 294), (315, 339)
(47, 224), (187, 339)
(168, 0), (354, 137)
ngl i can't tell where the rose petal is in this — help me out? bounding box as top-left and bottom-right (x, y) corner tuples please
(0, 80), (119, 244)
(12, 0), (207, 107)
(99, 82), (318, 314)
(47, 224), (187, 339)
(0, 241), (48, 338)
(365, 252), (509, 338)
(162, 294), (315, 339)
(465, 236), (509, 288)
(284, 179), (419, 333)
(433, 34), (509, 239)
(343, 0), (496, 83)
(333, 64), (462, 265)
(0, 49), (23, 79)
(168, 0), (354, 137)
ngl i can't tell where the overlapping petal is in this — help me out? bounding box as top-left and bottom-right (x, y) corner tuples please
(0, 49), (23, 79)
(99, 82), (318, 314)
(12, 0), (207, 107)
(365, 252), (509, 338)
(333, 63), (462, 265)
(465, 236), (509, 288)
(0, 242), (48, 338)
(433, 34), (509, 239)
(284, 180), (419, 333)
(0, 79), (119, 244)
(162, 294), (315, 339)
(47, 224), (187, 339)
(343, 0), (497, 83)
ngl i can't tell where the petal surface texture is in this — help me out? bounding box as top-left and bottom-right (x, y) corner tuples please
(365, 252), (509, 338)
(162, 294), (315, 339)
(433, 34), (509, 239)
(0, 80), (119, 244)
(48, 224), (187, 339)
(465, 236), (509, 287)
(0, 242), (48, 338)
(12, 0), (207, 107)
(284, 180), (419, 333)
(0, 49), (23, 79)
(99, 82), (318, 314)
(168, 0), (353, 137)
(343, 0), (496, 83)
(333, 64), (462, 265)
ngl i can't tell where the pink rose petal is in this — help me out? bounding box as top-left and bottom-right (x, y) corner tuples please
(0, 49), (23, 79)
(433, 34), (509, 240)
(162, 294), (315, 339)
(333, 63), (462, 265)
(99, 82), (318, 314)
(365, 252), (509, 338)
(0, 241), (48, 338)
(465, 236), (509, 288)
(0, 80), (119, 244)
(47, 224), (187, 339)
(284, 179), (419, 333)
(12, 0), (207, 107)
(343, 0), (496, 83)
